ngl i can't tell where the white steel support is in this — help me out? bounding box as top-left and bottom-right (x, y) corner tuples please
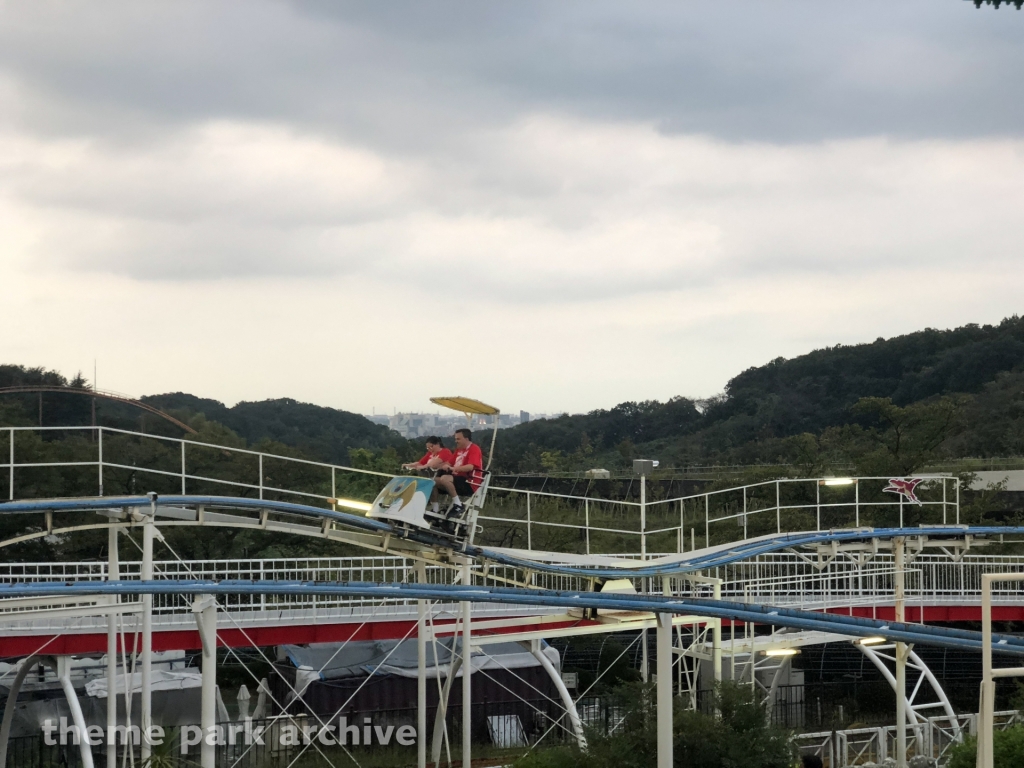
(979, 573), (1024, 768)
(106, 525), (119, 768)
(431, 654), (462, 764)
(640, 471), (647, 558)
(526, 639), (586, 748)
(713, 579), (723, 685)
(56, 656), (96, 768)
(0, 655), (38, 768)
(140, 494), (155, 762)
(416, 562), (427, 768)
(193, 594), (218, 768)
(657, 612), (673, 768)
(181, 442), (186, 495)
(98, 427), (103, 497)
(461, 561), (472, 768)
(526, 492), (532, 550)
(7, 429), (12, 500)
(894, 536), (907, 768)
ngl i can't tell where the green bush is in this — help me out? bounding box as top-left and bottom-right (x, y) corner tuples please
(513, 682), (796, 768)
(946, 725), (1024, 768)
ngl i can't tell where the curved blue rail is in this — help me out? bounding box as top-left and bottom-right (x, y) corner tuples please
(2, 494), (1022, 579)
(1, 579), (1023, 655)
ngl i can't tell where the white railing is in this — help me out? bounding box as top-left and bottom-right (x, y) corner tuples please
(0, 556), (559, 634)
(0, 426), (966, 560)
(1, 551), (1022, 635)
(795, 710), (1022, 767)
(482, 475), (961, 557)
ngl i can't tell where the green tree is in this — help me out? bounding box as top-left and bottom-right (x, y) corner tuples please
(946, 726), (1024, 768)
(850, 396), (965, 475)
(513, 682), (795, 768)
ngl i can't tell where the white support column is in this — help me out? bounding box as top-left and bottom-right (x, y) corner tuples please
(141, 494), (155, 762)
(978, 573), (1024, 768)
(98, 427), (104, 497)
(461, 562), (472, 768)
(641, 627), (649, 683)
(8, 429), (13, 500)
(56, 656), (96, 768)
(894, 536), (907, 768)
(656, 612), (673, 768)
(193, 594), (218, 768)
(713, 579), (723, 686)
(416, 562), (427, 768)
(524, 640), (585, 748)
(106, 525), (119, 768)
(0, 655), (38, 768)
(980, 575), (995, 768)
(431, 654), (462, 764)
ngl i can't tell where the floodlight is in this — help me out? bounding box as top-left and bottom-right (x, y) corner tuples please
(764, 648), (799, 657)
(857, 636), (887, 646)
(821, 478), (855, 486)
(329, 498), (373, 513)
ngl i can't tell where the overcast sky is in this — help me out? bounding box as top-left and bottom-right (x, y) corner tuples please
(1, 1), (1022, 416)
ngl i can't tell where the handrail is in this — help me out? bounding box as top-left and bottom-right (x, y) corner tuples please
(3, 578), (1024, 655)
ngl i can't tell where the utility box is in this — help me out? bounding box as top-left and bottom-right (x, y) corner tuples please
(632, 459), (658, 475)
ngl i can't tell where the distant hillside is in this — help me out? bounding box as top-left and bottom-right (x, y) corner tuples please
(142, 393), (408, 465)
(0, 366), (408, 466)
(494, 315), (1024, 473)
(4, 314), (1023, 476)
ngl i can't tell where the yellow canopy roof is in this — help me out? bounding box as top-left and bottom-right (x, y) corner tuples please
(430, 396), (500, 415)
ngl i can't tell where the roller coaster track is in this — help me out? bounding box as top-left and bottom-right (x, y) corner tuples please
(2, 493), (1023, 655)
(3, 577), (1024, 656)
(1, 493), (1019, 579)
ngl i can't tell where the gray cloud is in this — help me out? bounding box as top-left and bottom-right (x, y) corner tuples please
(2, 1), (1023, 151)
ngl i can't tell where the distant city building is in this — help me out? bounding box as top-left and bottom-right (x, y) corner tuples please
(369, 410), (540, 438)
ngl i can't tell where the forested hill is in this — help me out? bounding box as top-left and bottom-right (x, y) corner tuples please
(3, 314), (1024, 475)
(0, 365), (408, 466)
(141, 393), (409, 464)
(493, 315), (1024, 473)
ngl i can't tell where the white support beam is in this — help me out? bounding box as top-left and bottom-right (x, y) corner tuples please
(0, 655), (38, 768)
(106, 525), (119, 768)
(657, 612), (673, 768)
(192, 595), (218, 768)
(416, 561), (427, 768)
(55, 656), (95, 768)
(140, 496), (155, 763)
(461, 562), (472, 768)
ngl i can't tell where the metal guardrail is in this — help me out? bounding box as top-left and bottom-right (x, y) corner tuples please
(0, 426), (964, 560)
(794, 710), (1022, 767)
(1, 551), (1022, 635)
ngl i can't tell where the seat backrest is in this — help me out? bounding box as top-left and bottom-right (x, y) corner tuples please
(464, 471), (491, 545)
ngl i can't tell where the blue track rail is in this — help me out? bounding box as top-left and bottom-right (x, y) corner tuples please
(3, 494), (1023, 579)
(1, 579), (1023, 656)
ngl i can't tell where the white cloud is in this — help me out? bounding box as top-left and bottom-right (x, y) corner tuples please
(2, 110), (1023, 413)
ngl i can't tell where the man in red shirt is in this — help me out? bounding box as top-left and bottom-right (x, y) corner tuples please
(434, 428), (484, 517)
